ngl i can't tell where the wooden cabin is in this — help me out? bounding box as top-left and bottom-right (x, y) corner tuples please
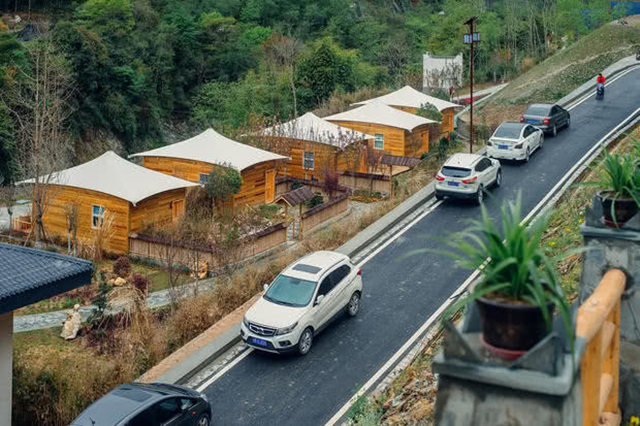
(257, 112), (373, 182)
(350, 85), (462, 136)
(130, 129), (288, 207)
(325, 101), (438, 160)
(28, 151), (197, 254)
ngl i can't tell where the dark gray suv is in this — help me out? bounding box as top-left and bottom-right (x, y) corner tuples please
(70, 382), (212, 426)
(520, 103), (570, 137)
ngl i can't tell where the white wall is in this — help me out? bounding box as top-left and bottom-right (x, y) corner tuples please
(423, 52), (463, 90)
(0, 312), (13, 425)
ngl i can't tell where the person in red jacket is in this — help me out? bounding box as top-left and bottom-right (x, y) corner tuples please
(597, 73), (606, 84)
(596, 73), (605, 98)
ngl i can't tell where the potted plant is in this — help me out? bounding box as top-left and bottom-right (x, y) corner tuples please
(431, 194), (573, 359)
(581, 150), (639, 228)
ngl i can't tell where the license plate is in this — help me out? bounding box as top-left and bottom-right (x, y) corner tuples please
(447, 181), (459, 187)
(527, 120), (538, 124)
(251, 337), (268, 347)
(498, 145), (509, 150)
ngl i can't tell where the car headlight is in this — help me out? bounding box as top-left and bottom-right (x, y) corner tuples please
(242, 316), (250, 328)
(275, 322), (298, 336)
(514, 143), (524, 149)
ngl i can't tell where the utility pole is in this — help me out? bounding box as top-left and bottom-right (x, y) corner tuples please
(464, 17), (480, 154)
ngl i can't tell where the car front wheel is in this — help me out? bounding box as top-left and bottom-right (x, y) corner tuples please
(347, 292), (361, 317)
(297, 328), (314, 356)
(539, 133), (544, 149)
(494, 169), (502, 188)
(197, 414), (210, 426)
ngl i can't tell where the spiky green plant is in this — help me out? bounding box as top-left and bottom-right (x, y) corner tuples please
(410, 193), (574, 346)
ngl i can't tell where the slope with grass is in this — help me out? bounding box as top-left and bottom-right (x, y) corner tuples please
(469, 19), (640, 129)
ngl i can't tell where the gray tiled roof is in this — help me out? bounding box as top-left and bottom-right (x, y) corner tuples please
(0, 243), (93, 314)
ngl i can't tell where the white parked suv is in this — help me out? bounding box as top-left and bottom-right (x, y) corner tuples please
(241, 251), (363, 356)
(486, 121), (544, 162)
(435, 153), (502, 205)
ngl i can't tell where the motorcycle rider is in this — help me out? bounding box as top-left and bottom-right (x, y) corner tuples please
(596, 73), (605, 98)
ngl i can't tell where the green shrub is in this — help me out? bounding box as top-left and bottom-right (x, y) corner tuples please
(305, 193), (324, 209)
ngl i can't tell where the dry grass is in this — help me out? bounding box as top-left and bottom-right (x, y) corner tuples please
(312, 86), (391, 118)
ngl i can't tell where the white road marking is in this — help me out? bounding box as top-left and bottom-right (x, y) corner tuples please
(196, 347), (254, 392)
(325, 107), (640, 426)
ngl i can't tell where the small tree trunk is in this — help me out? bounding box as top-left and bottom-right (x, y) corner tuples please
(289, 70), (298, 118)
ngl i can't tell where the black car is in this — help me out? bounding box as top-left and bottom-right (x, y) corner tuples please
(520, 103), (570, 137)
(70, 382), (212, 426)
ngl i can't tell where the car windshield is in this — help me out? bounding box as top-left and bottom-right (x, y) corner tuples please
(441, 166), (471, 178)
(525, 106), (551, 116)
(493, 123), (523, 139)
(264, 274), (317, 307)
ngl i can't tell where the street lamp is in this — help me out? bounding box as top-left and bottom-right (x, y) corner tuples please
(463, 17), (480, 153)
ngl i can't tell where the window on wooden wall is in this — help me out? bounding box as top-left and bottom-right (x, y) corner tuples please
(303, 151), (315, 170)
(199, 173), (209, 186)
(92, 205), (105, 228)
(374, 133), (384, 150)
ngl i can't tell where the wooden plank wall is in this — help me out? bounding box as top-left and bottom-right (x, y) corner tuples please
(130, 188), (187, 234)
(301, 197), (349, 234)
(338, 174), (391, 193)
(42, 185), (131, 254)
(405, 124), (431, 158)
(327, 121), (406, 157)
(141, 156), (277, 207)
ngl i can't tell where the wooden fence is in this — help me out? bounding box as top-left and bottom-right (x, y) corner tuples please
(339, 172), (391, 194)
(300, 195), (349, 236)
(576, 268), (626, 426)
(11, 215), (32, 233)
(129, 223), (288, 269)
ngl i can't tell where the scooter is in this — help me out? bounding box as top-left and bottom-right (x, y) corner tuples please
(595, 82), (604, 100)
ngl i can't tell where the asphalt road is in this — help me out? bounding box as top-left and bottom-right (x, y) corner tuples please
(201, 67), (640, 426)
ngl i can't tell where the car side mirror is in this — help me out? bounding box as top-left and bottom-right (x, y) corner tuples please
(263, 284), (269, 292)
(315, 295), (324, 306)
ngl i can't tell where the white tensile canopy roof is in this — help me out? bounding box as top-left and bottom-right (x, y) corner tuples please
(350, 85), (461, 112)
(325, 101), (438, 132)
(260, 112), (373, 146)
(130, 128), (288, 171)
(21, 151), (198, 205)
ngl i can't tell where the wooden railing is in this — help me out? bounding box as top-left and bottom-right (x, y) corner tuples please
(576, 269), (626, 426)
(11, 215), (33, 233)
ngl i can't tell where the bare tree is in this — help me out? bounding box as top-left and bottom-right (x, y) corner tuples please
(365, 144), (384, 192)
(265, 34), (302, 118)
(0, 182), (17, 236)
(329, 127), (366, 190)
(64, 203), (78, 256)
(1, 29), (75, 247)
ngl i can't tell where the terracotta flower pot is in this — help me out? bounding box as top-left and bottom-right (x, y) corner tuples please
(597, 191), (639, 228)
(476, 297), (554, 357)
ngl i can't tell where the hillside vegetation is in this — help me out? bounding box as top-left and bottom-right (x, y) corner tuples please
(472, 18), (640, 128)
(0, 0), (634, 182)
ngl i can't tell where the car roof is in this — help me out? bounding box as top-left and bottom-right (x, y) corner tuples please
(496, 121), (527, 131)
(529, 103), (554, 108)
(283, 251), (349, 281)
(71, 383), (194, 426)
(443, 153), (483, 168)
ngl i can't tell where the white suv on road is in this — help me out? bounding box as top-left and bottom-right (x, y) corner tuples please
(435, 153), (502, 205)
(486, 121), (544, 162)
(241, 251), (363, 356)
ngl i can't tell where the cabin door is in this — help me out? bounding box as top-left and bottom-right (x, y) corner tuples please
(172, 200), (185, 222)
(265, 169), (275, 203)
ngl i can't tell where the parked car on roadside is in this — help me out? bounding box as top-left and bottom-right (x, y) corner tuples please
(487, 121), (544, 163)
(435, 153), (502, 205)
(520, 103), (570, 137)
(241, 250), (363, 356)
(70, 382), (212, 426)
